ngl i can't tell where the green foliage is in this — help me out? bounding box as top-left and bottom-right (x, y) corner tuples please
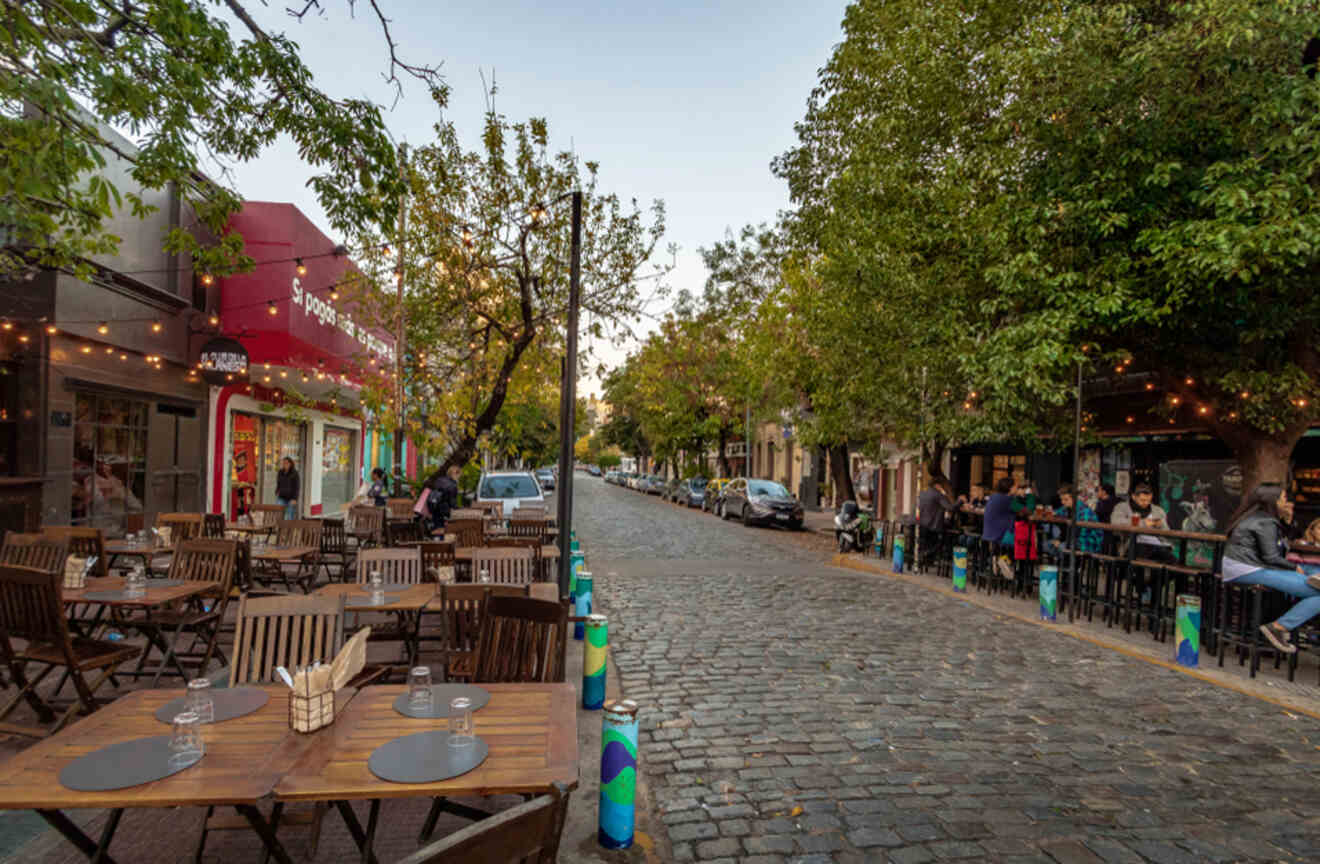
(0, 0), (439, 281)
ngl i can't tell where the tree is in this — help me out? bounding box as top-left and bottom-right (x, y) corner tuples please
(1, 0), (441, 280)
(352, 109), (668, 475)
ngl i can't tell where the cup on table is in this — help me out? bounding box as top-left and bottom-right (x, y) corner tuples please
(125, 567), (147, 599)
(448, 697), (474, 747)
(186, 678), (214, 724)
(408, 666), (433, 710)
(169, 711), (205, 767)
(478, 568), (490, 585)
(370, 570), (383, 590)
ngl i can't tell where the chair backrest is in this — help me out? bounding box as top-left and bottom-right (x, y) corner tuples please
(396, 782), (571, 864)
(472, 595), (567, 684)
(250, 504), (285, 528)
(448, 508), (484, 522)
(156, 512), (203, 541)
(447, 519), (484, 548)
(41, 526), (107, 578)
(0, 564), (72, 651)
(386, 498), (415, 520)
(202, 513), (226, 539)
(476, 501), (503, 520)
(434, 584), (526, 675)
(515, 505), (547, 518)
(1, 532), (70, 574)
(471, 548), (536, 586)
(385, 520), (424, 547)
(418, 541), (455, 573)
(356, 547), (424, 584)
(320, 518), (347, 553)
(277, 519), (323, 550)
(230, 593), (347, 686)
(485, 537), (541, 554)
(167, 538), (237, 593)
(507, 519), (548, 542)
(347, 505), (384, 537)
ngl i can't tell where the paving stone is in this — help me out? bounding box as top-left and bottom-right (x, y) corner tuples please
(745, 835), (796, 855)
(887, 847), (935, 864)
(670, 821), (719, 843)
(694, 837), (741, 859)
(847, 827), (903, 848)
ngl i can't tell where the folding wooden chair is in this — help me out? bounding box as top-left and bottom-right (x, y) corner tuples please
(508, 518), (549, 543)
(126, 539), (236, 687)
(319, 517), (350, 582)
(418, 541), (456, 582)
(155, 512), (203, 542)
(250, 504), (285, 529)
(402, 782), (572, 864)
(447, 518), (484, 549)
(424, 584), (525, 682)
(355, 547), (424, 584)
(347, 504), (384, 550)
(386, 497), (415, 521)
(258, 520), (322, 593)
(385, 519), (425, 546)
(41, 526), (107, 578)
(202, 513), (226, 539)
(1, 532), (69, 572)
(471, 548), (536, 586)
(0, 564), (140, 736)
(472, 595), (567, 684)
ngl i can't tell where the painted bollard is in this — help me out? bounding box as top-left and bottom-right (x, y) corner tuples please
(583, 613), (607, 709)
(599, 699), (639, 850)
(1176, 594), (1201, 667)
(952, 546), (968, 593)
(1039, 564), (1058, 622)
(574, 571), (593, 641)
(891, 533), (905, 573)
(873, 522), (885, 558)
(570, 550), (585, 601)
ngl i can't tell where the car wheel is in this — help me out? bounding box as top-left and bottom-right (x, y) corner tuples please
(789, 519), (803, 531)
(742, 506), (752, 527)
(838, 533), (850, 553)
(719, 501), (727, 520)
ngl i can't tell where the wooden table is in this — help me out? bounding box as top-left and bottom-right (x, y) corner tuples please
(250, 544), (317, 563)
(274, 683), (578, 862)
(102, 541), (173, 577)
(224, 521), (277, 537)
(0, 686), (352, 864)
(315, 583), (438, 666)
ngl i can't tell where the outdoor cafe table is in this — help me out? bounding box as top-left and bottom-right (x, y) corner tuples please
(0, 686), (354, 864)
(102, 540), (173, 577)
(64, 575), (222, 685)
(224, 521), (277, 538)
(273, 682), (579, 863)
(314, 583), (437, 666)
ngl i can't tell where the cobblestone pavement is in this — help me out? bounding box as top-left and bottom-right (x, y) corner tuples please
(577, 477), (1320, 864)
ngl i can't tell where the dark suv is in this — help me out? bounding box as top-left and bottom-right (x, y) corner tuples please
(720, 478), (804, 529)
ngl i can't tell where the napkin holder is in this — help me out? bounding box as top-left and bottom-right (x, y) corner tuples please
(289, 666), (335, 733)
(430, 565), (456, 584)
(63, 556), (89, 591)
(155, 526), (172, 548)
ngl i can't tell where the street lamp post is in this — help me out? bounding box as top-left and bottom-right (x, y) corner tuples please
(556, 191), (584, 600)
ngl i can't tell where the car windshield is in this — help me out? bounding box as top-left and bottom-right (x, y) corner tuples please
(479, 474), (541, 499)
(689, 478), (707, 488)
(748, 480), (789, 497)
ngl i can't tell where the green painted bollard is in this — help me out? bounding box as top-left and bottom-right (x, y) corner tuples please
(570, 550), (585, 601)
(1176, 594), (1200, 667)
(574, 571), (592, 641)
(891, 534), (905, 573)
(583, 614), (607, 709)
(1039, 564), (1058, 621)
(599, 699), (638, 849)
(952, 546), (968, 593)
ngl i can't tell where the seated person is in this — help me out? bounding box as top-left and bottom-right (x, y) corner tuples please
(1222, 485), (1320, 654)
(982, 477), (1017, 580)
(1047, 483), (1101, 557)
(1109, 483), (1175, 563)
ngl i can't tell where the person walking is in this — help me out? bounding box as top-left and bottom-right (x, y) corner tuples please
(1222, 484), (1320, 654)
(367, 467), (389, 507)
(276, 457), (299, 520)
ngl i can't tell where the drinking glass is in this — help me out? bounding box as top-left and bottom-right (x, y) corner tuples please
(186, 678), (215, 723)
(447, 697), (474, 747)
(407, 666), (433, 710)
(478, 568), (491, 584)
(370, 570), (384, 590)
(125, 567), (147, 599)
(1130, 515), (1141, 527)
(169, 711), (205, 767)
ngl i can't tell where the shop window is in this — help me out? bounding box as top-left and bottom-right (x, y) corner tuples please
(230, 412), (307, 517)
(72, 392), (147, 534)
(321, 427), (358, 515)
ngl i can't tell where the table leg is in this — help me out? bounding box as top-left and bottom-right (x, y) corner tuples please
(362, 799), (381, 864)
(258, 802), (284, 864)
(234, 804), (295, 864)
(37, 808), (122, 864)
(333, 800), (381, 864)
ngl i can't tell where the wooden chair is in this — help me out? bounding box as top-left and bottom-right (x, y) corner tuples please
(448, 518), (484, 549)
(476, 501), (503, 520)
(399, 782), (571, 864)
(127, 539), (236, 687)
(155, 512), (204, 542)
(424, 585), (526, 683)
(418, 541), (455, 572)
(471, 548), (536, 586)
(472, 595), (567, 684)
(0, 532), (69, 573)
(259, 520), (323, 593)
(250, 504), (285, 529)
(355, 547), (424, 584)
(386, 497), (415, 521)
(506, 519), (549, 543)
(385, 519), (425, 547)
(202, 513), (226, 539)
(41, 527), (107, 579)
(0, 564), (140, 736)
(347, 504), (384, 549)
(448, 508), (485, 522)
(319, 517), (350, 582)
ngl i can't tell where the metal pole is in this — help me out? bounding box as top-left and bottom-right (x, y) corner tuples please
(392, 143), (408, 493)
(1068, 359), (1082, 619)
(556, 191), (583, 600)
(744, 402), (751, 478)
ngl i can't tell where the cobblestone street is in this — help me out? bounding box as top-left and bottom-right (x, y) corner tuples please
(577, 477), (1320, 864)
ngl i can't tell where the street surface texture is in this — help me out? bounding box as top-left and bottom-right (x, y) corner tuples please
(577, 476), (1320, 864)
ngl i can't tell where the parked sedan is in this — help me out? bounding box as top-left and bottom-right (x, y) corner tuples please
(643, 475), (666, 495)
(720, 478), (804, 529)
(664, 476), (684, 502)
(703, 478), (731, 514)
(677, 476), (707, 507)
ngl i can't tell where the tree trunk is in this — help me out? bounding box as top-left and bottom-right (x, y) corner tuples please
(828, 442), (855, 505)
(1229, 432), (1304, 525)
(922, 438), (948, 487)
(718, 425), (731, 478)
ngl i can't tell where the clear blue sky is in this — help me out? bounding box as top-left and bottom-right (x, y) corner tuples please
(224, 0), (849, 391)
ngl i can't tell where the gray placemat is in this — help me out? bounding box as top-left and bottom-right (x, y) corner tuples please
(346, 595), (393, 608)
(146, 579), (185, 587)
(83, 590), (145, 602)
(59, 736), (203, 791)
(154, 687), (270, 725)
(367, 730), (488, 784)
(356, 582), (413, 593)
(392, 684), (491, 719)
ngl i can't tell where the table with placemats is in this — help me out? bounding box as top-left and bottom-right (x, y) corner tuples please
(102, 540), (174, 577)
(273, 682), (578, 863)
(314, 583), (438, 666)
(249, 544), (319, 591)
(0, 686), (354, 864)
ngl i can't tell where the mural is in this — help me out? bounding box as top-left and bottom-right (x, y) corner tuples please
(1159, 460), (1241, 567)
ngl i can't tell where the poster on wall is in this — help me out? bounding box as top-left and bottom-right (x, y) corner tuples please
(230, 414), (258, 517)
(1077, 448), (1101, 506)
(1159, 460), (1241, 567)
(1115, 470), (1130, 496)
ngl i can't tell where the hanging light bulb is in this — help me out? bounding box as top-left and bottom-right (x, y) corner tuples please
(295, 258), (307, 276)
(104, 346), (114, 354)
(0, 320), (11, 331)
(17, 333), (29, 344)
(201, 273), (214, 286)
(151, 320), (163, 334)
(1240, 390), (1250, 399)
(267, 300), (278, 316)
(97, 321), (109, 335)
(1144, 382), (1155, 391)
(279, 370), (287, 379)
(330, 288), (339, 301)
(119, 353), (127, 361)
(45, 325), (57, 335)
(208, 311), (220, 327)
(1170, 396), (1181, 405)
(1185, 377), (1194, 386)
(381, 243), (391, 256)
(80, 345), (92, 354)
(1198, 405), (1209, 415)
(1126, 415), (1135, 424)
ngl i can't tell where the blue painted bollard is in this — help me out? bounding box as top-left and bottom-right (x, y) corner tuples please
(583, 613), (607, 710)
(873, 523), (885, 558)
(1176, 594), (1200, 667)
(574, 571), (593, 640)
(599, 699), (639, 850)
(952, 546), (967, 593)
(1039, 564), (1058, 622)
(891, 534), (905, 573)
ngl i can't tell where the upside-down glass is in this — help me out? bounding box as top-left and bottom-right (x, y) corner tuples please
(169, 711), (205, 767)
(448, 697), (474, 747)
(370, 570), (384, 589)
(478, 568), (490, 584)
(408, 666), (433, 710)
(186, 677), (215, 723)
(125, 566), (147, 599)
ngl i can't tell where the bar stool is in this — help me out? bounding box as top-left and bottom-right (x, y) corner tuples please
(1216, 579), (1267, 677)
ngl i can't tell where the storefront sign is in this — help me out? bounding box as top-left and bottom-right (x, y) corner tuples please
(199, 337), (250, 386)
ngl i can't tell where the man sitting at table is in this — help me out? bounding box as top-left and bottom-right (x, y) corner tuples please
(1109, 483), (1176, 564)
(1222, 484), (1320, 654)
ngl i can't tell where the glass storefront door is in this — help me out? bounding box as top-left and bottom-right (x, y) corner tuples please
(321, 427), (357, 516)
(229, 412), (306, 518)
(73, 392), (147, 534)
(260, 418), (306, 508)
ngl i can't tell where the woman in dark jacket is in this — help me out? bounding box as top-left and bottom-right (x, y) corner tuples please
(276, 457), (299, 520)
(1222, 484), (1320, 654)
(367, 468), (389, 507)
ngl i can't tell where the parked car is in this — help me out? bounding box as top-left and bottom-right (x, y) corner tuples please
(677, 476), (707, 507)
(587, 465), (602, 477)
(720, 478), (804, 529)
(535, 468), (556, 491)
(643, 475), (666, 495)
(604, 470), (620, 485)
(703, 478), (731, 514)
(476, 470), (546, 516)
(664, 476), (684, 502)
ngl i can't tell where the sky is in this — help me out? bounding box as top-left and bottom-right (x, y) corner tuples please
(222, 0), (850, 394)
